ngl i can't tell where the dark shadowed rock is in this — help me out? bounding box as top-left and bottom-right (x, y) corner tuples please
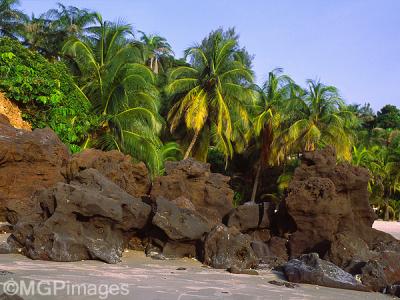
(358, 260), (388, 292)
(0, 121), (69, 223)
(151, 159), (234, 225)
(152, 197), (212, 241)
(226, 202), (274, 232)
(162, 241), (196, 258)
(284, 253), (368, 292)
(65, 149), (151, 197)
(203, 224), (257, 270)
(251, 236), (288, 269)
(10, 169), (152, 263)
(0, 294), (25, 300)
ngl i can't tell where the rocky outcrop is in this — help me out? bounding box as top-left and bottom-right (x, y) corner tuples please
(9, 169), (151, 263)
(0, 119), (69, 223)
(225, 203), (274, 232)
(151, 159), (234, 225)
(203, 224), (257, 270)
(280, 147), (400, 292)
(284, 253), (368, 292)
(152, 197), (212, 241)
(65, 149), (151, 197)
(0, 93), (31, 130)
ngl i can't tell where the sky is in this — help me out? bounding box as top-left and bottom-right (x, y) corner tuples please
(20, 0), (400, 112)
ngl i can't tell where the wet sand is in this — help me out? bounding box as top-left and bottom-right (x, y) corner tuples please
(0, 222), (397, 299)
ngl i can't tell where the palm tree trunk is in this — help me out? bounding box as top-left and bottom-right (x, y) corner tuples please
(184, 130), (200, 159)
(384, 205), (390, 221)
(250, 162), (262, 203)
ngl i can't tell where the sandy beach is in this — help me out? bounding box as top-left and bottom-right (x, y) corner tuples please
(0, 220), (397, 299)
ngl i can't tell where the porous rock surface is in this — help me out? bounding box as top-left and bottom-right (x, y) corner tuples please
(151, 159), (234, 226)
(0, 117), (69, 224)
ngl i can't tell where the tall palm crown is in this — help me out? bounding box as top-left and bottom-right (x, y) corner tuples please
(0, 0), (27, 38)
(63, 15), (164, 174)
(138, 32), (173, 74)
(167, 28), (255, 161)
(285, 80), (356, 160)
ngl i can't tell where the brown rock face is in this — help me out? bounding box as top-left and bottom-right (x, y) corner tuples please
(281, 147), (375, 258)
(151, 159), (234, 225)
(280, 147), (400, 290)
(0, 93), (31, 130)
(0, 121), (69, 223)
(65, 149), (151, 197)
(9, 169), (152, 264)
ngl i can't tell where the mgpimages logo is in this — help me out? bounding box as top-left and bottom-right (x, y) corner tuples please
(0, 279), (130, 299)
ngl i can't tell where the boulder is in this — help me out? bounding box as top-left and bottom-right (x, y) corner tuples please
(162, 241), (197, 258)
(284, 253), (368, 292)
(251, 236), (288, 269)
(0, 121), (69, 223)
(65, 149), (151, 197)
(151, 159), (234, 225)
(358, 260), (388, 292)
(203, 224), (257, 270)
(225, 202), (274, 232)
(152, 197), (212, 241)
(9, 169), (151, 263)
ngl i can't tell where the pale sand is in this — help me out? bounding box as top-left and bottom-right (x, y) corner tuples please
(0, 222), (396, 299)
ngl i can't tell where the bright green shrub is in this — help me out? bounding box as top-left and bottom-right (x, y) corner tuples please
(0, 37), (95, 152)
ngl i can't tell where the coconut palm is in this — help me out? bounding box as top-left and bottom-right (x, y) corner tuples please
(138, 32), (174, 74)
(63, 14), (166, 174)
(285, 80), (356, 160)
(249, 69), (293, 202)
(167, 28), (255, 161)
(0, 0), (27, 38)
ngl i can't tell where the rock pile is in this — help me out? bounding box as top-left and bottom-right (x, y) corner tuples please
(1, 119), (400, 297)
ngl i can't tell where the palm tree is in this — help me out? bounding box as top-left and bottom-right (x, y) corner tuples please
(0, 0), (27, 38)
(249, 69), (293, 202)
(45, 3), (96, 38)
(167, 28), (255, 161)
(63, 14), (166, 174)
(285, 80), (356, 160)
(138, 32), (174, 74)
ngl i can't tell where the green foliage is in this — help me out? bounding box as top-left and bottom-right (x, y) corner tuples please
(0, 37), (94, 152)
(376, 104), (400, 129)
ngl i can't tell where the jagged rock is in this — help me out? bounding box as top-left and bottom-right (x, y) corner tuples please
(325, 232), (372, 270)
(9, 169), (151, 263)
(225, 202), (274, 232)
(203, 224), (257, 270)
(284, 253), (368, 292)
(0, 294), (25, 300)
(248, 229), (271, 242)
(387, 285), (400, 297)
(65, 149), (151, 197)
(0, 121), (69, 223)
(251, 236), (288, 269)
(358, 260), (388, 292)
(152, 197), (212, 241)
(151, 159), (234, 225)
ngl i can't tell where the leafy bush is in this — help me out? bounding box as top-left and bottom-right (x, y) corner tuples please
(0, 37), (95, 152)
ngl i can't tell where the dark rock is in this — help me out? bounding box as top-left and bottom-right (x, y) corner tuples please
(284, 253), (368, 292)
(162, 241), (196, 258)
(268, 280), (299, 288)
(359, 260), (388, 292)
(151, 159), (234, 225)
(203, 224), (257, 270)
(325, 232), (372, 270)
(247, 229), (271, 242)
(152, 197), (212, 241)
(251, 236), (288, 269)
(387, 285), (400, 297)
(10, 169), (152, 263)
(0, 121), (69, 223)
(227, 266), (258, 275)
(65, 149), (151, 197)
(226, 202), (274, 231)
